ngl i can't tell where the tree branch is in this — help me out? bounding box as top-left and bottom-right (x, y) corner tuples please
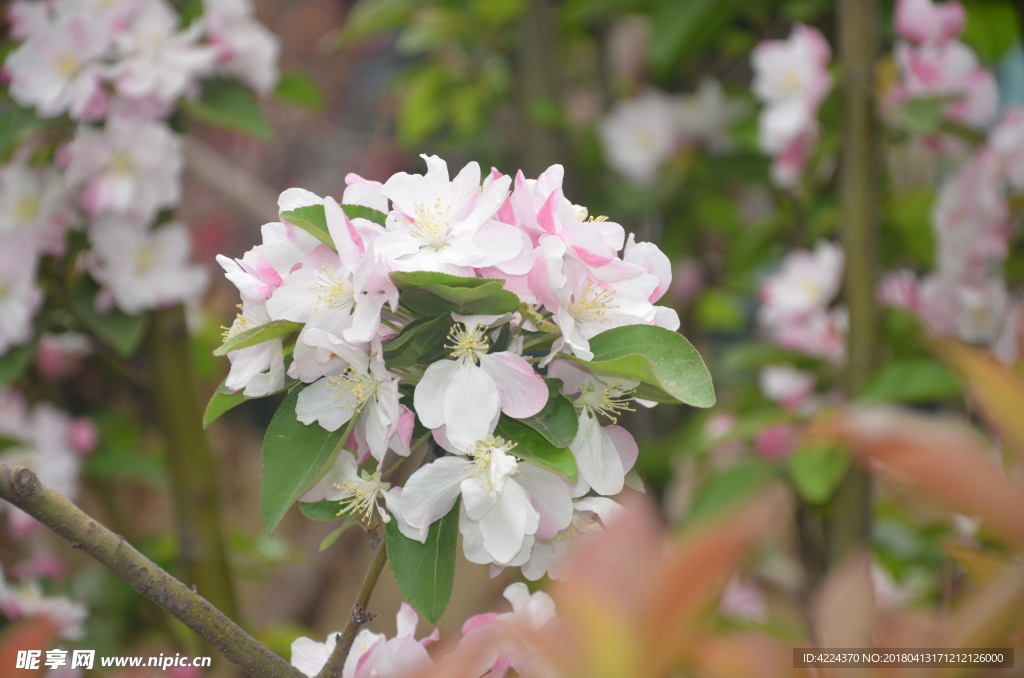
(146, 306), (239, 621)
(315, 535), (389, 678)
(831, 0), (880, 567)
(0, 463), (303, 678)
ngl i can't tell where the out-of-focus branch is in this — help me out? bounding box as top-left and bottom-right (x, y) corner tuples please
(831, 0), (880, 567)
(183, 137), (279, 223)
(146, 306), (239, 622)
(315, 536), (389, 678)
(0, 463), (303, 678)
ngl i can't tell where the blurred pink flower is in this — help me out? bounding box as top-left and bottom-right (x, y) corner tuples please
(36, 333), (91, 383)
(68, 418), (98, 456)
(755, 424), (798, 462)
(759, 365), (816, 411)
(894, 0), (966, 44)
(890, 40), (998, 129)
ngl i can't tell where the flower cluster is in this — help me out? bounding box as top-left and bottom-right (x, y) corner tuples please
(0, 389), (96, 538)
(0, 566), (89, 643)
(0, 0), (280, 355)
(290, 583), (556, 678)
(599, 81), (745, 186)
(217, 155), (680, 576)
(750, 24), (833, 189)
(887, 0), (998, 130)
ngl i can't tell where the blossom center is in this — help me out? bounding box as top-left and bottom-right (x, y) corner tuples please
(779, 66), (804, 95)
(221, 305), (251, 341)
(110, 151), (134, 175)
(310, 263), (354, 311)
(328, 366), (381, 412)
(12, 194), (39, 224)
(409, 200), (452, 252)
(568, 280), (617, 323)
(467, 436), (518, 494)
(136, 243), (160, 273)
(335, 471), (391, 524)
(55, 53), (81, 79)
(447, 324), (490, 363)
(575, 382), (635, 423)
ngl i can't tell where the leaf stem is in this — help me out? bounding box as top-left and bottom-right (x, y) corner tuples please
(0, 463), (303, 678)
(314, 536), (389, 678)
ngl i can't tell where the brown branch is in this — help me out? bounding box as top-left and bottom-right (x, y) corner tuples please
(315, 535), (389, 678)
(146, 306), (239, 621)
(0, 463), (304, 678)
(183, 137), (280, 224)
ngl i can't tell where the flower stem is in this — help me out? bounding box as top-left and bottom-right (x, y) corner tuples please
(0, 463), (302, 678)
(146, 305), (239, 620)
(830, 0), (880, 566)
(314, 535), (389, 678)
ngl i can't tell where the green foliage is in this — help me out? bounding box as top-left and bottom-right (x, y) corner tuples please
(70, 279), (147, 357)
(788, 443), (850, 504)
(961, 0), (1019, 63)
(689, 461), (776, 519)
(383, 315), (453, 369)
(694, 289), (747, 333)
(392, 272), (521, 316)
(0, 342), (36, 389)
(650, 0), (738, 72)
(494, 415), (579, 482)
(182, 78), (273, 139)
(387, 500), (460, 624)
(203, 378), (295, 428)
(214, 320), (302, 357)
(280, 203), (387, 250)
(886, 189), (935, 268)
(895, 98), (946, 133)
(0, 106), (54, 162)
(300, 500), (345, 521)
(85, 413), (165, 483)
(274, 69), (325, 112)
(319, 517), (359, 551)
(261, 387), (357, 535)
(567, 325), (716, 407)
(517, 378), (579, 448)
(861, 358), (963, 403)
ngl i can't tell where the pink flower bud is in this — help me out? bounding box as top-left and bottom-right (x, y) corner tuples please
(755, 424), (797, 461)
(69, 418), (98, 455)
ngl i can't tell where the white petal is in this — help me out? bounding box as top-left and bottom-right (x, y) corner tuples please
(299, 451), (357, 503)
(290, 637), (332, 677)
(400, 457), (470, 531)
(443, 362), (501, 450)
(478, 479), (539, 564)
(477, 352), (548, 419)
(516, 463), (573, 539)
(295, 376), (356, 432)
(413, 360), (457, 430)
(570, 410), (624, 496)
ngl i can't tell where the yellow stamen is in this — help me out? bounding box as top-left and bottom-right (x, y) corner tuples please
(575, 381), (635, 424)
(446, 323), (490, 363)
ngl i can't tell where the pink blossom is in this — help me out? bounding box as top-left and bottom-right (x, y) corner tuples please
(64, 116), (182, 219)
(769, 129), (816, 190)
(770, 308), (848, 364)
(87, 218), (209, 314)
(759, 365), (815, 411)
(458, 583), (558, 678)
(8, 1), (53, 41)
(68, 418), (98, 455)
(5, 11), (110, 120)
(599, 88), (682, 186)
(0, 234), (43, 356)
(110, 0), (217, 107)
(751, 24), (832, 156)
(0, 160), (72, 255)
(891, 40), (998, 129)
(202, 0), (280, 94)
(0, 566), (88, 640)
(36, 333), (91, 382)
(719, 575), (768, 622)
(877, 270), (921, 311)
(758, 241), (844, 326)
(990, 106), (1024, 191)
(894, 0), (967, 45)
(755, 423), (798, 461)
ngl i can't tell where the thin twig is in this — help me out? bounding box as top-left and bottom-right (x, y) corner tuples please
(315, 537), (389, 678)
(0, 463), (303, 678)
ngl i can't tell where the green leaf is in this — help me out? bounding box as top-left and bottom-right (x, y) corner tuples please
(517, 378), (579, 448)
(788, 444), (850, 505)
(962, 0), (1019, 62)
(341, 203), (387, 227)
(886, 189), (935, 268)
(0, 436), (21, 453)
(861, 358), (963, 403)
(383, 315), (453, 369)
(182, 77), (272, 139)
(0, 106), (50, 163)
(320, 517), (359, 551)
(690, 461), (776, 519)
(399, 280), (520, 317)
(274, 69), (325, 112)
(387, 499), (460, 624)
(0, 343), (36, 389)
(261, 387), (357, 535)
(280, 203), (387, 248)
(567, 325), (716, 407)
(494, 415), (578, 482)
(214, 319), (302, 356)
(202, 377), (297, 428)
(896, 98), (944, 133)
(694, 288), (746, 332)
(300, 499), (344, 521)
(391, 271), (496, 290)
(70, 279), (147, 357)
